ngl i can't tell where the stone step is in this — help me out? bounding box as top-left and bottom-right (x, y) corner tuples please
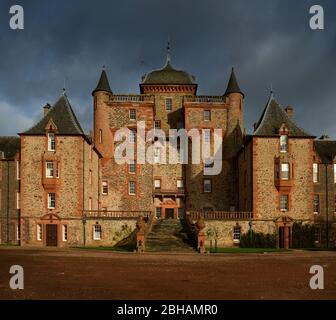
(145, 219), (195, 253)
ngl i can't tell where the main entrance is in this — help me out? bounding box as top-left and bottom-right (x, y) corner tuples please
(46, 224), (58, 247)
(279, 226), (291, 249)
(165, 208), (174, 219)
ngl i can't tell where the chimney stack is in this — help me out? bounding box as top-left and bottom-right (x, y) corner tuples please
(43, 103), (51, 115)
(285, 106), (294, 119)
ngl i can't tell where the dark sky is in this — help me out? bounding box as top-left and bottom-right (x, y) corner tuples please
(0, 0), (335, 137)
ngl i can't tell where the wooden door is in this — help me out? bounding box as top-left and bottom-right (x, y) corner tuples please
(165, 208), (174, 219)
(46, 224), (58, 247)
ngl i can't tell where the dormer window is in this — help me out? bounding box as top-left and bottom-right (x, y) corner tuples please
(48, 133), (55, 151)
(280, 135), (288, 153)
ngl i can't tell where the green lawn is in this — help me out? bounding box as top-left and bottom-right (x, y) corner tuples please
(206, 247), (291, 254)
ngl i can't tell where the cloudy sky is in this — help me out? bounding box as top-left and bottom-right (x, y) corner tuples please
(0, 0), (335, 137)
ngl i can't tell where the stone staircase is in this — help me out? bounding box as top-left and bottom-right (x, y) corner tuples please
(145, 219), (196, 253)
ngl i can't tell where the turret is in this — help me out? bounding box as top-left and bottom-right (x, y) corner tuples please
(92, 68), (113, 157)
(224, 68), (244, 133)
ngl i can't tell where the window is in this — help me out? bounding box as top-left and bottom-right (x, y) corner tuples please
(16, 192), (20, 209)
(233, 226), (241, 242)
(204, 179), (212, 193)
(102, 181), (108, 195)
(129, 181), (136, 195)
(203, 129), (211, 145)
(154, 179), (161, 190)
(56, 161), (60, 178)
(48, 133), (55, 151)
(99, 129), (103, 144)
(46, 161), (54, 178)
(89, 170), (92, 185)
(154, 120), (161, 129)
(314, 227), (321, 244)
(93, 224), (101, 240)
(89, 197), (92, 211)
(154, 148), (161, 164)
(17, 225), (20, 241)
(314, 195), (319, 214)
(280, 195), (289, 211)
(62, 225), (68, 242)
(177, 179), (184, 191)
(166, 98), (172, 112)
(17, 161), (21, 180)
(129, 160), (136, 174)
(129, 129), (136, 143)
(204, 158), (214, 169)
(281, 163), (290, 180)
(48, 193), (56, 209)
(334, 164), (336, 183)
(155, 207), (162, 219)
(129, 109), (136, 121)
(280, 135), (288, 153)
(37, 224), (42, 241)
(178, 208), (184, 219)
(313, 163), (319, 183)
(204, 110), (211, 121)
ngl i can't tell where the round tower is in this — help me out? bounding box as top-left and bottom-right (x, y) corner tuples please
(92, 68), (113, 158)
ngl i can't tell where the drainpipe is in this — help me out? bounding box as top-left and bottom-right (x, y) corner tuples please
(6, 160), (10, 244)
(325, 163), (329, 248)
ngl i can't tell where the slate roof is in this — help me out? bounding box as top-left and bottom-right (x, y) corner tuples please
(92, 69), (112, 95)
(224, 68), (244, 97)
(0, 136), (20, 159)
(22, 93), (85, 135)
(141, 60), (196, 85)
(314, 140), (336, 163)
(253, 93), (314, 138)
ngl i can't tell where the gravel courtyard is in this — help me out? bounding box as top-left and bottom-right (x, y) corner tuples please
(0, 248), (335, 300)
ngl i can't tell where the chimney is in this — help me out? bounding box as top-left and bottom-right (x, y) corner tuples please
(43, 103), (51, 115)
(285, 106), (294, 119)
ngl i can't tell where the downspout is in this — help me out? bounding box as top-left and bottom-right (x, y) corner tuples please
(325, 163), (329, 248)
(82, 139), (86, 246)
(6, 160), (10, 244)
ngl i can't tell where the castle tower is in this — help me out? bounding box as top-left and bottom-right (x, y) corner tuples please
(224, 68), (244, 135)
(92, 68), (113, 158)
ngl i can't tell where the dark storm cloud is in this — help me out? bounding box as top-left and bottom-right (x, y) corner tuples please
(0, 0), (335, 137)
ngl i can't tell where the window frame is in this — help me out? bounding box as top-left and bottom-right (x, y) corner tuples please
(203, 129), (211, 145)
(129, 160), (136, 174)
(17, 161), (21, 180)
(46, 161), (54, 178)
(204, 110), (211, 121)
(280, 135), (288, 153)
(37, 224), (42, 241)
(129, 109), (136, 121)
(203, 179), (212, 193)
(48, 192), (56, 209)
(129, 181), (136, 195)
(233, 226), (241, 242)
(102, 180), (108, 195)
(280, 194), (289, 212)
(48, 132), (56, 151)
(314, 194), (320, 214)
(62, 224), (68, 242)
(165, 98), (172, 112)
(154, 179), (161, 190)
(93, 224), (102, 241)
(281, 163), (290, 180)
(313, 163), (319, 183)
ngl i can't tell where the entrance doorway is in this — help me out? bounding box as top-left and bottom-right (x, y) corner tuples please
(279, 226), (291, 249)
(165, 208), (174, 219)
(46, 224), (58, 247)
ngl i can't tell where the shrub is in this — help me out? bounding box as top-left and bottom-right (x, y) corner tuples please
(292, 222), (316, 248)
(240, 230), (276, 248)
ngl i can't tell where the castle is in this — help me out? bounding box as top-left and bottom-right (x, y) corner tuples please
(1, 50), (335, 250)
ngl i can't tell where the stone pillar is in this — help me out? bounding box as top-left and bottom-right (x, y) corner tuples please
(196, 217), (206, 254)
(136, 217), (145, 253)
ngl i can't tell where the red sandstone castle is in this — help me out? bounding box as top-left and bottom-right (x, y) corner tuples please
(1, 51), (335, 251)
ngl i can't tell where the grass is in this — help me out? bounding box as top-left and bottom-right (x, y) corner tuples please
(206, 247), (291, 254)
(301, 247), (336, 252)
